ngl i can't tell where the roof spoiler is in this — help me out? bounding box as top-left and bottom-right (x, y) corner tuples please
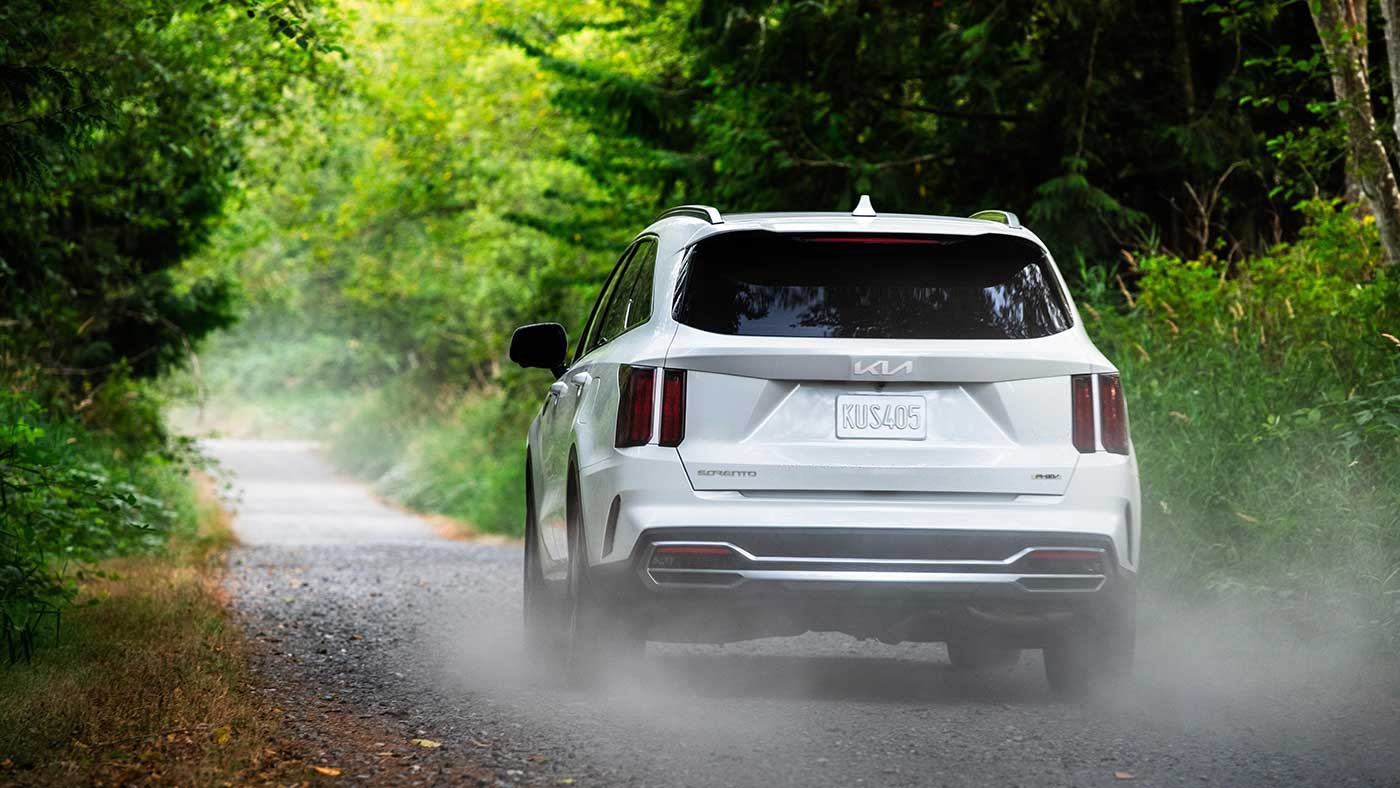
(969, 209), (1022, 229)
(655, 205), (723, 225)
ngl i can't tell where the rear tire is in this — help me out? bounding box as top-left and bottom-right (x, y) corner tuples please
(523, 458), (562, 660)
(1042, 604), (1135, 695)
(564, 467), (643, 686)
(946, 640), (1021, 671)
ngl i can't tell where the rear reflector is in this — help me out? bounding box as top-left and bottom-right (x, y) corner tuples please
(1071, 374), (1095, 453)
(659, 369), (686, 447)
(654, 545), (733, 555)
(615, 365), (655, 447)
(1099, 373), (1129, 454)
(1021, 548), (1105, 575)
(650, 544), (740, 571)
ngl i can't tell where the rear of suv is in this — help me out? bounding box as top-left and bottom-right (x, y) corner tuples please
(510, 200), (1140, 692)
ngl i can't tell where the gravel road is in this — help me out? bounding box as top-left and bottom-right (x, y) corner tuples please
(210, 438), (1400, 787)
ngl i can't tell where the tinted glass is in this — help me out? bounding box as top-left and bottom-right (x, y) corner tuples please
(588, 237), (657, 354)
(674, 232), (1071, 340)
(577, 243), (637, 360)
(591, 272), (632, 352)
(622, 239), (657, 330)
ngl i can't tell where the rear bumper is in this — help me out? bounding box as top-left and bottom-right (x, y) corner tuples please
(592, 527), (1136, 646)
(579, 448), (1141, 574)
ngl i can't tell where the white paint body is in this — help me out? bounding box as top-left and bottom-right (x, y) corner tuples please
(525, 211), (1140, 586)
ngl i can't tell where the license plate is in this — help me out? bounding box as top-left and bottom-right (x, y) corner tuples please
(835, 395), (927, 440)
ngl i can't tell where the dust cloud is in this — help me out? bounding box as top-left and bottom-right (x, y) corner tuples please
(428, 576), (1398, 755)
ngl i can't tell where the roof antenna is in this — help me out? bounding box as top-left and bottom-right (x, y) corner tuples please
(852, 194), (876, 217)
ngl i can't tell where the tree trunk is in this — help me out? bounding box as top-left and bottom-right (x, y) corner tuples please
(1325, 1), (1368, 203)
(1353, 0), (1370, 205)
(1167, 0), (1195, 120)
(1377, 0), (1400, 151)
(1311, 0), (1400, 265)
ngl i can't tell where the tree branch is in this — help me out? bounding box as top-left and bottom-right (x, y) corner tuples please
(875, 96), (1027, 123)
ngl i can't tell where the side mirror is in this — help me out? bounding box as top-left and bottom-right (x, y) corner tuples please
(510, 323), (568, 378)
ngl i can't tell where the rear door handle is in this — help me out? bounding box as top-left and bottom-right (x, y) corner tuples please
(570, 372), (592, 392)
(548, 381), (569, 397)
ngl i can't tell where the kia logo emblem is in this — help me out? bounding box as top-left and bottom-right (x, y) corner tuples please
(852, 359), (914, 376)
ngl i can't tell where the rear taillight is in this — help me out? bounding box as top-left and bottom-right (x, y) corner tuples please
(615, 365), (655, 448)
(1071, 373), (1130, 454)
(1071, 374), (1095, 453)
(1099, 373), (1129, 454)
(659, 369), (686, 447)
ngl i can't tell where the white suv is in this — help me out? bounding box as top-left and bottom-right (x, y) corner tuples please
(510, 199), (1140, 692)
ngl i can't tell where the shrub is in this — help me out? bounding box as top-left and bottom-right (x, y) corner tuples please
(1083, 200), (1400, 643)
(0, 387), (197, 662)
(365, 390), (531, 535)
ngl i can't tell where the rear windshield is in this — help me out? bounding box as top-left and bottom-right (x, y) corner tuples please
(673, 232), (1072, 340)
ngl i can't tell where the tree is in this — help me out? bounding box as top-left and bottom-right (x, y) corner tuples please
(0, 0), (340, 661)
(1308, 0), (1400, 265)
(500, 0), (1333, 263)
(183, 0), (624, 390)
(1378, 0), (1400, 150)
(0, 0), (338, 405)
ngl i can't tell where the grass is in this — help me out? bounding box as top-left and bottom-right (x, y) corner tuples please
(331, 386), (529, 536)
(1079, 202), (1400, 646)
(0, 475), (317, 786)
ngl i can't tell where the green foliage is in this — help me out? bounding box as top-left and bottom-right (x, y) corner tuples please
(502, 0), (1331, 261)
(1236, 26), (1347, 203)
(0, 0), (339, 400)
(173, 0), (591, 536)
(0, 0), (342, 660)
(1084, 200), (1400, 641)
(337, 386), (530, 533)
(183, 0), (623, 395)
(0, 387), (199, 663)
